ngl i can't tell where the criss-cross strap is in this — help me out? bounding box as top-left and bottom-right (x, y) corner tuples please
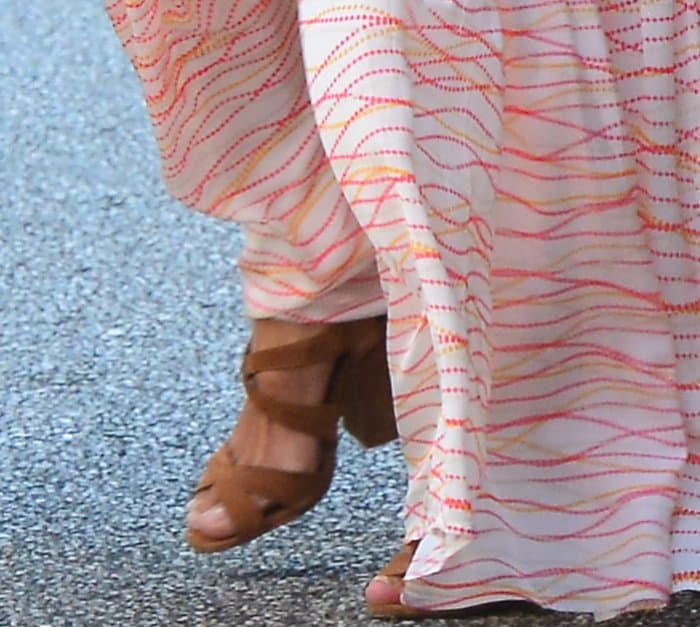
(195, 446), (334, 543)
(242, 325), (350, 376)
(195, 448), (264, 538)
(239, 324), (362, 444)
(186, 315), (395, 553)
(243, 376), (341, 443)
(242, 316), (386, 376)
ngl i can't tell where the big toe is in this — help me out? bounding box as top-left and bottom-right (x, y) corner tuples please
(365, 575), (402, 607)
(186, 492), (236, 539)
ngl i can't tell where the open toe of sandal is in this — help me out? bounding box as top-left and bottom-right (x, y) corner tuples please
(366, 543), (417, 617)
(186, 445), (335, 552)
(367, 543), (477, 619)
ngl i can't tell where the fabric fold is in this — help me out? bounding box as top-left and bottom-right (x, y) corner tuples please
(106, 0), (700, 619)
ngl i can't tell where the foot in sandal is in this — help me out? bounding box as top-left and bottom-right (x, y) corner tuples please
(365, 543), (415, 617)
(186, 316), (396, 551)
(366, 542), (481, 619)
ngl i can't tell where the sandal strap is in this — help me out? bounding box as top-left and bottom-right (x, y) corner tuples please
(197, 446), (333, 541)
(243, 376), (341, 442)
(197, 448), (263, 537)
(243, 326), (349, 376)
(240, 323), (364, 443)
(379, 542), (418, 578)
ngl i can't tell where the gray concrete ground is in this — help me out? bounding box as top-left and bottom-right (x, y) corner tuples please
(1, 1), (699, 625)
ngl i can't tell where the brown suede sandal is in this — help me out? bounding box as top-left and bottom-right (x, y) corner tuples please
(186, 315), (397, 552)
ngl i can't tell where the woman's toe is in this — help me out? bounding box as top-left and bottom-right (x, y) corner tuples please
(365, 575), (402, 607)
(186, 492), (236, 539)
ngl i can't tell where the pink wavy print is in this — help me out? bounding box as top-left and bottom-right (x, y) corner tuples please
(105, 0), (700, 620)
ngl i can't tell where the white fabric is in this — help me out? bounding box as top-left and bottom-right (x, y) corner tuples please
(106, 0), (700, 619)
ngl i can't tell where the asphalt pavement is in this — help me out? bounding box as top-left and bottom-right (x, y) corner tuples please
(1, 2), (699, 625)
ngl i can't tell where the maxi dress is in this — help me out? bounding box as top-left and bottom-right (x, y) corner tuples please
(104, 1), (700, 620)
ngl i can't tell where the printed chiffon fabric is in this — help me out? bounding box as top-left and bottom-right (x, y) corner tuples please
(105, 1), (700, 619)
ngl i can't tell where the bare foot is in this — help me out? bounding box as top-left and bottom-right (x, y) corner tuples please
(186, 319), (336, 540)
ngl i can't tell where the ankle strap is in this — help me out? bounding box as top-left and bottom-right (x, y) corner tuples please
(243, 324), (358, 376)
(244, 376), (340, 443)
